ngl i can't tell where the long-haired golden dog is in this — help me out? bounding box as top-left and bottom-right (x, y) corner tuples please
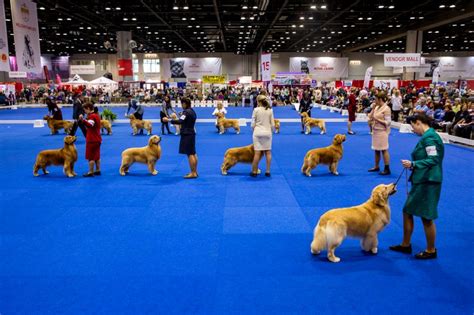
(300, 112), (326, 135)
(43, 115), (73, 135)
(101, 120), (112, 135)
(221, 144), (260, 175)
(216, 112), (240, 134)
(170, 113), (181, 135)
(274, 119), (281, 134)
(301, 134), (346, 177)
(129, 114), (152, 136)
(311, 183), (397, 262)
(33, 135), (78, 177)
(119, 135), (162, 176)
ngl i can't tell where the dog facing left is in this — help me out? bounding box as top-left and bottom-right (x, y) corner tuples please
(119, 135), (162, 175)
(33, 135), (78, 177)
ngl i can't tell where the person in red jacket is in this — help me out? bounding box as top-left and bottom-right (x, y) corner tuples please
(79, 103), (102, 177)
(347, 87), (357, 135)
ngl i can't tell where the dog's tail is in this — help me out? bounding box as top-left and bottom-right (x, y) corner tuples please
(310, 221), (327, 254)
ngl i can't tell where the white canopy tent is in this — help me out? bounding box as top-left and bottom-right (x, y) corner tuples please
(88, 76), (119, 92)
(64, 74), (89, 85)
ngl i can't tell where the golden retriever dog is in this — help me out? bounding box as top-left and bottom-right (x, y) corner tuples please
(119, 135), (162, 176)
(301, 134), (346, 177)
(33, 135), (78, 177)
(274, 119), (281, 134)
(43, 115), (73, 135)
(310, 183), (397, 262)
(170, 113), (181, 135)
(221, 144), (260, 175)
(101, 120), (112, 135)
(300, 112), (326, 135)
(216, 112), (240, 134)
(129, 114), (152, 136)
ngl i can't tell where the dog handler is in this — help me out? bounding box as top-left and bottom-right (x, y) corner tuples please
(79, 103), (102, 177)
(163, 98), (198, 179)
(390, 114), (444, 259)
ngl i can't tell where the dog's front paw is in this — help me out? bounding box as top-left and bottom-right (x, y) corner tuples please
(67, 174), (75, 178)
(33, 173), (39, 177)
(333, 171), (339, 176)
(320, 131), (326, 135)
(152, 170), (158, 175)
(257, 169), (262, 174)
(371, 247), (378, 254)
(328, 256), (341, 263)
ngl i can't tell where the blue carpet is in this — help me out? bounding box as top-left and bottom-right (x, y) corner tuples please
(0, 111), (473, 314)
(0, 105), (342, 120)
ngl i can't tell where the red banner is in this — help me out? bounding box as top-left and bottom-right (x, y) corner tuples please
(118, 59), (133, 76)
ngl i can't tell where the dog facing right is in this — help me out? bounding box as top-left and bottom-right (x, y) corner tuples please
(119, 135), (162, 175)
(301, 134), (346, 177)
(311, 183), (397, 263)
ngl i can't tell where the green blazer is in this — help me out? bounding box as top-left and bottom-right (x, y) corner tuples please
(410, 128), (444, 184)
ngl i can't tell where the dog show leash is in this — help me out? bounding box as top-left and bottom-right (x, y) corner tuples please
(394, 167), (409, 196)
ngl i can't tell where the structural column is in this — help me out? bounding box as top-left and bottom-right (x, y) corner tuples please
(404, 30), (423, 80)
(116, 31), (133, 81)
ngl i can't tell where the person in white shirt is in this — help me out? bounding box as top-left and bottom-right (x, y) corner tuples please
(391, 89), (403, 122)
(251, 95), (275, 177)
(212, 102), (227, 132)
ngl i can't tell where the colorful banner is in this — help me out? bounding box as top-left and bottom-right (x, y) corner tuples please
(261, 53), (271, 81)
(11, 0), (42, 73)
(384, 53), (421, 67)
(162, 57), (222, 79)
(0, 1), (10, 72)
(363, 66), (372, 89)
(118, 59), (133, 76)
(202, 75), (226, 84)
(289, 57), (348, 78)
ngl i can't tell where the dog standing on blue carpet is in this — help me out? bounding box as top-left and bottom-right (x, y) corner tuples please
(310, 183), (397, 263)
(119, 135), (162, 176)
(33, 135), (78, 177)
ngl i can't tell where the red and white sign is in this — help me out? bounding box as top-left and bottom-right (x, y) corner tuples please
(0, 1), (10, 72)
(384, 53), (421, 67)
(289, 57), (349, 78)
(261, 53), (271, 81)
(10, 0), (42, 73)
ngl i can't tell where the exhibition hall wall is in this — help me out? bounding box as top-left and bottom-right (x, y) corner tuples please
(1, 52), (473, 83)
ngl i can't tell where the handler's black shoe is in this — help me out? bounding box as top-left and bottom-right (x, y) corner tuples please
(93, 171), (101, 176)
(83, 172), (94, 177)
(389, 244), (412, 254)
(415, 250), (437, 260)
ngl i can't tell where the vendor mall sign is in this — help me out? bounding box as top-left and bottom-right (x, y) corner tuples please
(384, 53), (421, 67)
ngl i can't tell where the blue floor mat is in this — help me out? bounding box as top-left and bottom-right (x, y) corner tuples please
(0, 115), (473, 314)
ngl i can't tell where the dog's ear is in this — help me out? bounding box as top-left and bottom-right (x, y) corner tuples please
(372, 188), (387, 206)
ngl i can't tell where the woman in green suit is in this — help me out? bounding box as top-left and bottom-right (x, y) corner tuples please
(390, 114), (444, 259)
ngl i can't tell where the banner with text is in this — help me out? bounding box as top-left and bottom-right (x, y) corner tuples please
(289, 57), (348, 78)
(162, 58), (222, 79)
(384, 53), (421, 67)
(202, 75), (226, 84)
(11, 0), (42, 73)
(70, 64), (96, 75)
(0, 1), (10, 72)
(261, 53), (271, 81)
(420, 56), (474, 80)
